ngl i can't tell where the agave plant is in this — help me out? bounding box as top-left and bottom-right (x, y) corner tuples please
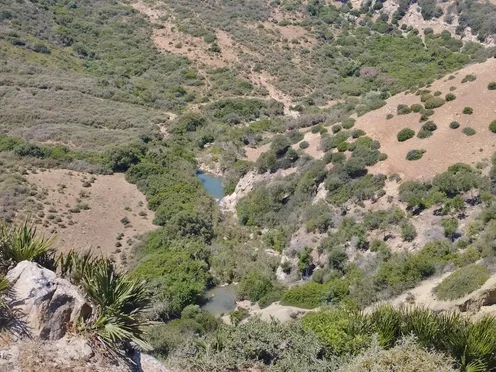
(81, 258), (152, 351)
(0, 220), (56, 265)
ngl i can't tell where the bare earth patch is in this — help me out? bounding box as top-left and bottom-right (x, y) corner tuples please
(355, 58), (496, 181)
(26, 169), (156, 265)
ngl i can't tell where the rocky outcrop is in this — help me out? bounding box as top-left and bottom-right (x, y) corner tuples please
(220, 168), (297, 213)
(6, 260), (92, 340)
(1, 261), (169, 372)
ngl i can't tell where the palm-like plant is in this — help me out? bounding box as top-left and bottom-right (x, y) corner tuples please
(0, 220), (55, 266)
(79, 258), (151, 351)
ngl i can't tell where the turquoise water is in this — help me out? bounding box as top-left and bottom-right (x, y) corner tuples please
(202, 286), (237, 316)
(196, 171), (224, 200)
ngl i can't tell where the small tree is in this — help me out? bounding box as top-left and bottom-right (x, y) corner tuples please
(488, 82), (496, 90)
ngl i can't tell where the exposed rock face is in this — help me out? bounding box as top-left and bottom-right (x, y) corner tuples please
(6, 260), (92, 340)
(220, 168), (297, 213)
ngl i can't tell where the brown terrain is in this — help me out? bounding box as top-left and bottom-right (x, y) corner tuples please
(26, 169), (156, 264)
(354, 58), (496, 181)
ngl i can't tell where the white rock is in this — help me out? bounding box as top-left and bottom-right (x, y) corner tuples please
(6, 261), (92, 340)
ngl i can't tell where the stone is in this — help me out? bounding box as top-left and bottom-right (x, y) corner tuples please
(6, 261), (92, 340)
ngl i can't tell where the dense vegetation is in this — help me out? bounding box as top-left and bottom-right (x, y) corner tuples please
(2, 0), (496, 369)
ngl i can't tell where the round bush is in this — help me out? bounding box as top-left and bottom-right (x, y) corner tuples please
(397, 104), (412, 115)
(397, 128), (415, 142)
(420, 93), (434, 102)
(463, 107), (473, 114)
(332, 125), (342, 134)
(445, 93), (456, 101)
(310, 125), (321, 134)
(410, 104), (423, 113)
(433, 91), (442, 97)
(449, 121), (460, 129)
(406, 149), (425, 161)
(489, 82), (496, 90)
(331, 152), (346, 164)
(337, 141), (349, 152)
(462, 127), (476, 136)
(489, 120), (496, 133)
(386, 114), (394, 120)
(342, 118), (356, 129)
(422, 121), (437, 131)
(299, 141), (309, 149)
(424, 97), (445, 109)
(352, 129), (366, 138)
(417, 130), (432, 139)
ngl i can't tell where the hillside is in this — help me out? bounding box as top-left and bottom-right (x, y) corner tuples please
(1, 0), (496, 370)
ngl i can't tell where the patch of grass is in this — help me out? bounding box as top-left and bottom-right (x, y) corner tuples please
(433, 264), (490, 300)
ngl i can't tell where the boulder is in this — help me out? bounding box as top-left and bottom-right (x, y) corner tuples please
(6, 261), (92, 340)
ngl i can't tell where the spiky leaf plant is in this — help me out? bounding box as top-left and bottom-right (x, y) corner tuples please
(0, 220), (55, 267)
(80, 258), (152, 351)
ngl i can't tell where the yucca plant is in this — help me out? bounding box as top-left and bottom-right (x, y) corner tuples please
(81, 259), (152, 351)
(0, 220), (56, 267)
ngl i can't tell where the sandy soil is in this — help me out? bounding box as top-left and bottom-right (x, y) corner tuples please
(26, 169), (156, 265)
(244, 142), (271, 162)
(355, 57), (496, 181)
(293, 130), (325, 159)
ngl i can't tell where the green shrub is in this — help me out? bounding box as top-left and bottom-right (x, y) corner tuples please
(299, 141), (309, 149)
(397, 104), (412, 115)
(462, 127), (476, 136)
(449, 121), (460, 129)
(489, 120), (496, 133)
(424, 97), (445, 109)
(237, 271), (275, 302)
(489, 82), (496, 90)
(410, 103), (423, 113)
(331, 152), (346, 164)
(397, 128), (415, 142)
(311, 125), (321, 133)
(386, 114), (394, 120)
(332, 124), (342, 133)
(280, 282), (328, 309)
(463, 107), (473, 115)
(433, 91), (442, 96)
(342, 118), (356, 129)
(434, 264), (490, 300)
(406, 149), (425, 161)
(417, 130), (432, 139)
(445, 93), (456, 101)
(337, 141), (349, 152)
(422, 121), (437, 131)
(461, 74), (476, 83)
(420, 93), (434, 102)
(352, 129), (366, 138)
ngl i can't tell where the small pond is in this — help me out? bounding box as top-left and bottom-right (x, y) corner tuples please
(196, 171), (225, 200)
(201, 285), (237, 317)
